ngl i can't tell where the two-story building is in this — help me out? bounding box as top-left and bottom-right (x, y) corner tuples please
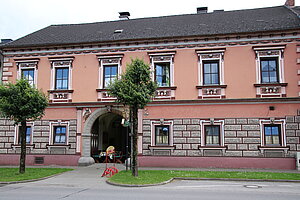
(0, 0), (300, 169)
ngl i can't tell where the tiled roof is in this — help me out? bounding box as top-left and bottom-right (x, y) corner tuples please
(3, 6), (300, 48)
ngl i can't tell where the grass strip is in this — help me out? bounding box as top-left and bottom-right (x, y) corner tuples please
(0, 168), (73, 182)
(109, 170), (300, 185)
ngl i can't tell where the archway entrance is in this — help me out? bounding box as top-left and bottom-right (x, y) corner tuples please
(90, 112), (130, 163)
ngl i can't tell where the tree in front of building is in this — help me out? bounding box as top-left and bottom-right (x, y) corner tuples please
(109, 58), (157, 176)
(0, 79), (48, 174)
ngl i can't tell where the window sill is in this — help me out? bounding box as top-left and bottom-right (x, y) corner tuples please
(46, 144), (70, 148)
(48, 89), (74, 93)
(11, 144), (35, 149)
(196, 85), (227, 89)
(254, 83), (288, 87)
(157, 86), (177, 90)
(198, 146), (227, 150)
(96, 88), (110, 92)
(258, 146), (289, 153)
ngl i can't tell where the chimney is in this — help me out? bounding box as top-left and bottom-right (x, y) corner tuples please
(0, 39), (13, 44)
(197, 7), (208, 14)
(119, 12), (130, 20)
(285, 0), (295, 7)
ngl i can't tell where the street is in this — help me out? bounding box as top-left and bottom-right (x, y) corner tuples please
(0, 164), (299, 200)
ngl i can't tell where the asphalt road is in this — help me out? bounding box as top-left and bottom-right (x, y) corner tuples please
(0, 164), (299, 200)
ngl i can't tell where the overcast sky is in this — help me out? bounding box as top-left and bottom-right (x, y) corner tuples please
(0, 0), (295, 40)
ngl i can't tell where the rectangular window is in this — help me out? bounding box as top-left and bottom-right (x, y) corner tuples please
(18, 126), (32, 144)
(155, 63), (170, 87)
(21, 69), (35, 86)
(205, 125), (220, 145)
(203, 61), (219, 85)
(260, 58), (279, 83)
(55, 68), (69, 90)
(53, 126), (66, 144)
(103, 65), (118, 88)
(264, 124), (281, 146)
(155, 125), (169, 145)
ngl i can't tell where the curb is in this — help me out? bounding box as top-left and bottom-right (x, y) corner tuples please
(106, 177), (300, 187)
(0, 171), (70, 185)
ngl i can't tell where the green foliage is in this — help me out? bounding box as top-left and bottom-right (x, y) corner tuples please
(0, 168), (73, 182)
(109, 58), (157, 109)
(109, 170), (300, 185)
(0, 79), (48, 124)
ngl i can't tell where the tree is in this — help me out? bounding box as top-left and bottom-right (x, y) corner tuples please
(0, 79), (48, 173)
(109, 58), (157, 176)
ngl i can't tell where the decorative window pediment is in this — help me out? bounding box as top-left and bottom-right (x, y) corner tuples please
(149, 51), (176, 100)
(253, 45), (287, 98)
(196, 48), (227, 99)
(48, 57), (74, 103)
(97, 54), (123, 101)
(15, 58), (39, 87)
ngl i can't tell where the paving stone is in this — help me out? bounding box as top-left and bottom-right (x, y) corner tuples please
(191, 119), (200, 125)
(191, 131), (201, 137)
(224, 125), (241, 131)
(242, 125), (260, 131)
(247, 131), (261, 137)
(143, 131), (151, 137)
(237, 119), (248, 124)
(143, 125), (151, 131)
(286, 116), (295, 123)
(295, 116), (300, 123)
(186, 125), (200, 131)
(183, 119), (191, 125)
(34, 121), (42, 126)
(183, 131), (191, 137)
(173, 119), (183, 125)
(191, 144), (199, 150)
(286, 130), (296, 137)
(225, 138), (242, 144)
(248, 144), (259, 150)
(173, 125), (186, 131)
(187, 138), (201, 144)
(172, 150), (186, 156)
(187, 150), (201, 156)
(175, 144), (183, 149)
(225, 131), (236, 137)
(225, 151), (242, 157)
(243, 151), (259, 157)
(183, 144), (191, 149)
(286, 137), (299, 144)
(143, 120), (151, 125)
(174, 138), (186, 144)
(286, 123), (298, 130)
(237, 144), (248, 150)
(173, 131), (182, 137)
(227, 144), (237, 150)
(248, 118), (259, 124)
(142, 137), (151, 143)
(243, 138), (260, 144)
(237, 131), (247, 137)
(225, 119), (236, 124)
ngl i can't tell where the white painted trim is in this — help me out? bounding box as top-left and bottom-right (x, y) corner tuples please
(200, 119), (225, 146)
(259, 119), (286, 147)
(14, 122), (34, 145)
(150, 54), (175, 87)
(16, 61), (38, 87)
(49, 121), (70, 145)
(150, 120), (174, 146)
(97, 56), (122, 89)
(49, 59), (73, 90)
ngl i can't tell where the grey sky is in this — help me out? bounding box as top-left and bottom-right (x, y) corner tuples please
(0, 0), (293, 40)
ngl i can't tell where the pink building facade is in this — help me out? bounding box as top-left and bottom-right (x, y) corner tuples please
(0, 2), (300, 169)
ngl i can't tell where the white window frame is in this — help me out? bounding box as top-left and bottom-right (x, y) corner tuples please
(253, 46), (285, 84)
(259, 119), (286, 147)
(150, 120), (174, 146)
(49, 58), (74, 90)
(196, 49), (225, 86)
(14, 122), (34, 145)
(97, 55), (123, 89)
(16, 59), (39, 87)
(149, 52), (175, 87)
(200, 119), (224, 147)
(49, 121), (69, 145)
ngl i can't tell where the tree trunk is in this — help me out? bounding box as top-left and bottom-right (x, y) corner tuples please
(19, 121), (27, 174)
(131, 106), (138, 177)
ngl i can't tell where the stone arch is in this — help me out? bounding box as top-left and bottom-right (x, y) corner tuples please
(78, 107), (123, 166)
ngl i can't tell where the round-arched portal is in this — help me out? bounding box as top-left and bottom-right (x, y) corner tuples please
(78, 107), (129, 166)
